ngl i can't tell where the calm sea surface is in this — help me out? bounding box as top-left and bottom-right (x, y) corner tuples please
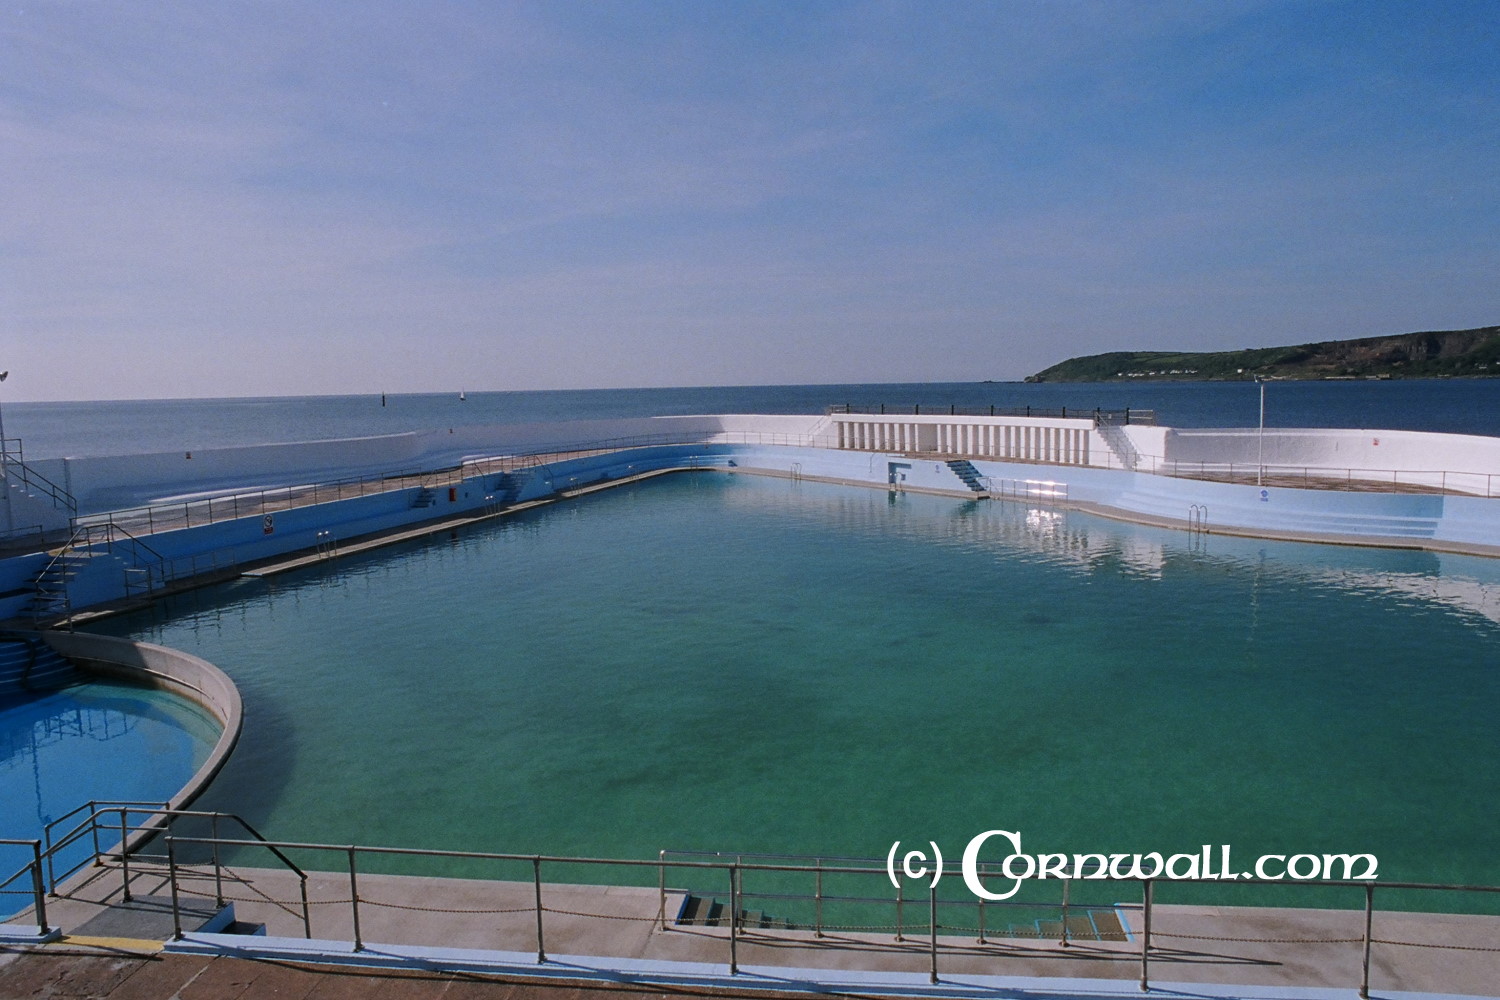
(9, 379), (1500, 459)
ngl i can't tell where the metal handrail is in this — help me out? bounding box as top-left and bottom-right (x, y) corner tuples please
(29, 524), (94, 627)
(42, 799), (171, 889)
(41, 802), (307, 897)
(72, 461), (441, 534)
(36, 427), (1500, 560)
(40, 803), (313, 937)
(1107, 454), (1500, 497)
(152, 831), (1500, 996)
(828, 434), (1500, 498)
(1, 437), (77, 515)
(93, 520), (166, 564)
(0, 839), (49, 934)
(63, 432), (833, 541)
(827, 404), (1156, 424)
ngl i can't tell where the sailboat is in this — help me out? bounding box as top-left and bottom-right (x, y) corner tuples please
(459, 390), (467, 402)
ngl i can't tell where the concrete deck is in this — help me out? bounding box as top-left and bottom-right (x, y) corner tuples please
(6, 858), (1497, 999)
(239, 466), (702, 579)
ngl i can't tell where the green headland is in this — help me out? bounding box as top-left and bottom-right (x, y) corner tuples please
(1028, 324), (1500, 382)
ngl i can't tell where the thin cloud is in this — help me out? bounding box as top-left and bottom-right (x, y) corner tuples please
(1, 0), (1495, 399)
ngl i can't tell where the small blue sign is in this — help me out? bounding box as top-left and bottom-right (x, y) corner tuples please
(1259, 489), (1270, 502)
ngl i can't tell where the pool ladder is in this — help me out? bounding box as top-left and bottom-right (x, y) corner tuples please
(1188, 505), (1209, 551)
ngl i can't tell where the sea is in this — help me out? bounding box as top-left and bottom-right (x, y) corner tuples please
(7, 378), (1500, 460)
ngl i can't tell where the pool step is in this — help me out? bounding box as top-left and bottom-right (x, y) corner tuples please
(27, 552), (91, 622)
(674, 894), (797, 930)
(671, 892), (1126, 941)
(0, 632), (79, 695)
(945, 460), (988, 493)
(996, 909), (1127, 942)
(493, 471), (528, 506)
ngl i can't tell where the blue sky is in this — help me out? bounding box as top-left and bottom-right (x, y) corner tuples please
(2, 1), (1496, 400)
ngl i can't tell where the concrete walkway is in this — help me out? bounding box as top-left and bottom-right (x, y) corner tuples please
(7, 859), (1498, 999)
(239, 466), (702, 579)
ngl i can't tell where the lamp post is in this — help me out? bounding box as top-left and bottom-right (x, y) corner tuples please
(1255, 375), (1266, 488)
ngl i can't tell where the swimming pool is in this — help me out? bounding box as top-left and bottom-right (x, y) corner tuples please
(0, 678), (220, 912)
(87, 472), (1500, 896)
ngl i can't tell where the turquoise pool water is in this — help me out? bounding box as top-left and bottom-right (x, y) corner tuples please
(92, 473), (1500, 900)
(0, 679), (220, 911)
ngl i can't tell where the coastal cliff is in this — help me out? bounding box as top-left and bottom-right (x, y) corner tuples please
(1028, 325), (1500, 382)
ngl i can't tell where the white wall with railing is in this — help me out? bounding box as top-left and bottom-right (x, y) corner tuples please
(5, 413), (1500, 624)
(828, 413), (1171, 473)
(1162, 427), (1500, 494)
(3, 479), (70, 537)
(834, 413), (1094, 466)
(22, 414), (826, 516)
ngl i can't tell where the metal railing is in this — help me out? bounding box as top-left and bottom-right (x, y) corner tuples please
(983, 477), (1070, 501)
(19, 428), (1497, 575)
(73, 461), (444, 539)
(163, 839), (1500, 997)
(27, 520), (243, 628)
(828, 404), (1156, 424)
(40, 802), (311, 933)
(658, 848), (1126, 947)
(1188, 503), (1209, 532)
(62, 431), (839, 543)
(54, 427), (1500, 558)
(1, 437), (78, 516)
(18, 806), (1500, 997)
(0, 840), (49, 934)
(826, 433), (1500, 499)
(1104, 453), (1500, 498)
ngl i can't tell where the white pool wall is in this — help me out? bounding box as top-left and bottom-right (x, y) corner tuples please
(1164, 427), (1500, 492)
(4, 412), (1500, 622)
(25, 415), (825, 516)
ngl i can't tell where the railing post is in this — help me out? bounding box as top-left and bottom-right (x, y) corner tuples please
(29, 841), (49, 935)
(928, 881), (939, 984)
(728, 864), (739, 975)
(1060, 876), (1071, 946)
(658, 851), (668, 931)
(85, 800), (101, 870)
(977, 896), (985, 944)
(533, 856), (546, 963)
(1139, 879), (1152, 992)
(347, 846), (363, 951)
(300, 877), (312, 938)
(814, 859), (823, 938)
(895, 875), (904, 941)
(119, 809), (131, 901)
(167, 837), (183, 940)
(211, 813), (224, 907)
(1360, 883), (1374, 999)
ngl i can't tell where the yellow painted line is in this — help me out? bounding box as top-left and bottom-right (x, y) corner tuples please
(51, 934), (164, 953)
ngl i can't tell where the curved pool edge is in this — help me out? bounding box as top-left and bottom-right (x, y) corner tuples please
(39, 631), (242, 833)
